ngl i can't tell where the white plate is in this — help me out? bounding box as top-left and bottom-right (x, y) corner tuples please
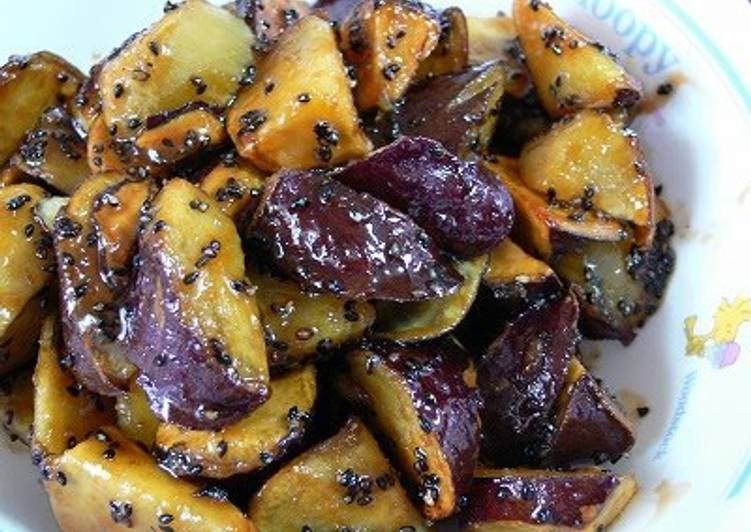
(1, 1), (750, 531)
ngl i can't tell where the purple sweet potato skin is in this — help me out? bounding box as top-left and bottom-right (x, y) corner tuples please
(464, 471), (622, 528)
(336, 137), (514, 258)
(249, 170), (462, 301)
(545, 373), (635, 466)
(478, 294), (580, 465)
(125, 235), (268, 431)
(371, 338), (481, 502)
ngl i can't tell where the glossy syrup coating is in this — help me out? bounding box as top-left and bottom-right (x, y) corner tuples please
(464, 468), (637, 530)
(126, 179), (268, 430)
(478, 293), (580, 466)
(249, 169), (462, 301)
(337, 136), (514, 258)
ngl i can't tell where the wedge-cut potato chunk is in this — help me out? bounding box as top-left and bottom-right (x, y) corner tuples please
(0, 368), (34, 445)
(545, 359), (635, 466)
(0, 291), (48, 376)
(13, 106), (89, 195)
(478, 294), (579, 466)
(464, 468), (637, 531)
(467, 15), (517, 65)
(200, 155), (266, 220)
(99, 0), (254, 140)
(484, 157), (627, 259)
(373, 255), (486, 342)
(232, 0), (311, 51)
(482, 238), (563, 317)
(0, 184), (54, 374)
(520, 110), (654, 238)
(551, 214), (675, 345)
(127, 179), (268, 429)
(134, 106), (227, 165)
(338, 0), (440, 110)
(0, 52), (84, 166)
(45, 427), (256, 532)
(53, 174), (137, 395)
(513, 0), (642, 117)
(249, 417), (427, 531)
(33, 315), (115, 456)
(115, 382), (160, 449)
(228, 16), (371, 171)
(92, 179), (153, 292)
(345, 340), (481, 519)
(397, 62), (505, 157)
(250, 267), (375, 368)
(249, 169), (461, 301)
(416, 7), (469, 80)
(157, 365), (316, 478)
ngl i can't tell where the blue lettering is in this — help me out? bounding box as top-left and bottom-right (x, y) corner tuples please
(591, 0), (615, 20)
(613, 9), (637, 37)
(644, 42), (680, 75)
(624, 25), (657, 58)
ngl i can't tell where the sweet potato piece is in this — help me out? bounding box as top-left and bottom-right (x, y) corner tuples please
(232, 0), (311, 51)
(249, 417), (427, 531)
(338, 0), (440, 110)
(134, 106), (227, 165)
(92, 179), (153, 292)
(464, 468), (637, 531)
(0, 368), (34, 446)
(337, 136), (514, 258)
(478, 294), (579, 466)
(228, 16), (371, 171)
(53, 174), (138, 395)
(99, 0), (254, 141)
(13, 106), (89, 195)
(484, 157), (627, 259)
(45, 427), (256, 532)
(373, 255), (486, 342)
(33, 315), (115, 456)
(396, 62), (505, 157)
(345, 339), (481, 519)
(250, 267), (375, 368)
(0, 291), (48, 376)
(483, 238), (562, 314)
(513, 0), (642, 117)
(157, 365), (316, 478)
(0, 184), (54, 374)
(115, 382), (160, 449)
(544, 359), (635, 466)
(0, 52), (84, 166)
(520, 110), (654, 238)
(551, 216), (675, 345)
(127, 179), (268, 429)
(250, 169), (461, 301)
(416, 7), (469, 80)
(200, 155), (266, 220)
(467, 15), (517, 65)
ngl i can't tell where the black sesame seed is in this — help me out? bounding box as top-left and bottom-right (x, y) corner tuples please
(103, 448), (116, 460)
(637, 406), (650, 418)
(264, 80), (275, 94)
(657, 82), (674, 96)
(164, 0), (179, 12)
(56, 471), (67, 486)
(183, 271), (199, 285)
(191, 76), (207, 95)
(109, 500), (133, 526)
(24, 223), (34, 238)
(6, 194), (32, 211)
(159, 513), (175, 525)
(259, 451), (274, 465)
(67, 436), (77, 449)
(127, 117), (142, 130)
(189, 199), (209, 212)
(113, 83), (124, 98)
(217, 440), (228, 458)
(382, 63), (401, 81)
(194, 485), (229, 501)
(295, 327), (315, 341)
(297, 93), (311, 103)
(239, 109), (267, 134)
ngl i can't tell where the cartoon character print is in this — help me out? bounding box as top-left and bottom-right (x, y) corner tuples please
(684, 297), (751, 368)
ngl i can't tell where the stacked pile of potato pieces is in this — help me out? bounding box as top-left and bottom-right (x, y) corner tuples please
(0, 0), (674, 530)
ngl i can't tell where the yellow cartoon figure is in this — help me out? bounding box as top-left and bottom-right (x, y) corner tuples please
(684, 297), (751, 368)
